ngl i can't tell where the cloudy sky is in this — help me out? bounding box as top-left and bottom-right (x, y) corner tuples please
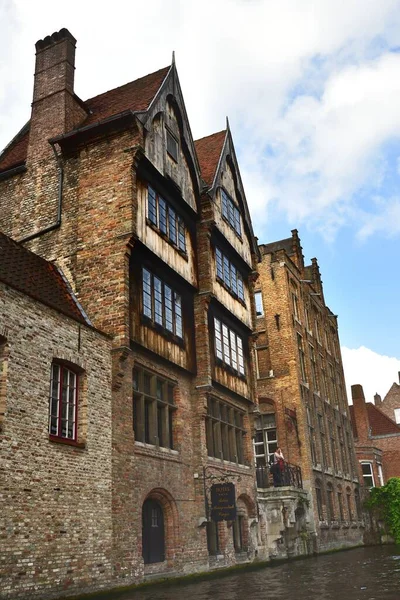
(1, 0), (400, 402)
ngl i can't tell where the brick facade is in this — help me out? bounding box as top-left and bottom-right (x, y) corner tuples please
(350, 384), (400, 485)
(0, 281), (112, 599)
(0, 29), (260, 599)
(255, 231), (364, 551)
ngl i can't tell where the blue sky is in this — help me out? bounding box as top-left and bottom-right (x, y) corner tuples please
(1, 0), (400, 403)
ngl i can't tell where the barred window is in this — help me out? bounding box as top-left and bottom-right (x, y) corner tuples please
(133, 367), (175, 449)
(49, 363), (78, 441)
(142, 268), (183, 338)
(205, 397), (245, 464)
(214, 318), (245, 375)
(147, 186), (186, 252)
(215, 247), (245, 301)
(221, 189), (241, 236)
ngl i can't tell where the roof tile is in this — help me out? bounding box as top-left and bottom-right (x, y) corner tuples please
(194, 130), (226, 187)
(0, 66), (170, 172)
(0, 232), (88, 325)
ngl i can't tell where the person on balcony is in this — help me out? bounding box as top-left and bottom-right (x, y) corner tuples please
(271, 447), (285, 487)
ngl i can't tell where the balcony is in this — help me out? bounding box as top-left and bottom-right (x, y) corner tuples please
(256, 462), (303, 490)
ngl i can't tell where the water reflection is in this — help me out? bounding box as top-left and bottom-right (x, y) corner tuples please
(102, 546), (400, 600)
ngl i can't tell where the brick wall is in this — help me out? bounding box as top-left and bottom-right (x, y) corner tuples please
(0, 282), (112, 599)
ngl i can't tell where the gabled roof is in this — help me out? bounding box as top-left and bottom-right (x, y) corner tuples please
(0, 66), (170, 173)
(349, 403), (400, 438)
(194, 130), (226, 187)
(0, 232), (90, 325)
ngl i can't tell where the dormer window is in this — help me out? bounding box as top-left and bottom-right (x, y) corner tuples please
(166, 129), (178, 162)
(221, 189), (241, 237)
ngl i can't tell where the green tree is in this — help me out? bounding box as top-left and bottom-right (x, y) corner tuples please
(365, 478), (400, 544)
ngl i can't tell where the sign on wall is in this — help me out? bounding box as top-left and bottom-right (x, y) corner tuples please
(210, 482), (236, 522)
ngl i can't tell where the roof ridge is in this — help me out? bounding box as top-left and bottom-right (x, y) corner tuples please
(194, 129), (226, 144)
(85, 65), (170, 104)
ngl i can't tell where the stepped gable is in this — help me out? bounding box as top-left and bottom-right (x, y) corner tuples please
(194, 130), (226, 187)
(0, 66), (170, 173)
(0, 232), (89, 325)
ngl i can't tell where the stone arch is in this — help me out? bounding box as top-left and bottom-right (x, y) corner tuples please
(142, 488), (179, 564)
(233, 493), (257, 553)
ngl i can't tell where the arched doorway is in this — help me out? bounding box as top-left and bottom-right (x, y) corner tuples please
(142, 498), (165, 564)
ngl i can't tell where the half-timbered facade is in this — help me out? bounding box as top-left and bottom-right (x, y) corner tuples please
(0, 29), (259, 599)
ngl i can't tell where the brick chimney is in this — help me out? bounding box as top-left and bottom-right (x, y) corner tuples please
(27, 28), (86, 162)
(374, 393), (382, 406)
(351, 384), (370, 441)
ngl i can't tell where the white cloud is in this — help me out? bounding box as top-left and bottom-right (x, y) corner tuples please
(342, 345), (400, 404)
(2, 0), (400, 239)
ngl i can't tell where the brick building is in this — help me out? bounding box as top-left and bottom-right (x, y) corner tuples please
(0, 29), (261, 598)
(349, 383), (400, 487)
(253, 230), (364, 551)
(0, 233), (112, 598)
(374, 373), (400, 425)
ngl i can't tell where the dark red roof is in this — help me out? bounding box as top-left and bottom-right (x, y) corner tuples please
(0, 131), (29, 173)
(0, 232), (88, 325)
(366, 402), (400, 436)
(0, 66), (170, 173)
(84, 66), (169, 125)
(194, 130), (226, 186)
(350, 403), (400, 438)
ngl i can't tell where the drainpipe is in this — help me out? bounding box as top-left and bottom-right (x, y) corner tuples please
(18, 142), (63, 243)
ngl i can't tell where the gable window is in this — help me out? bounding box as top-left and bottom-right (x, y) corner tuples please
(361, 462), (375, 488)
(49, 363), (78, 441)
(133, 367), (176, 449)
(214, 317), (245, 376)
(205, 397), (245, 464)
(215, 247), (245, 301)
(394, 408), (400, 424)
(255, 291), (263, 316)
(166, 129), (178, 162)
(147, 186), (186, 253)
(142, 268), (183, 339)
(221, 189), (241, 236)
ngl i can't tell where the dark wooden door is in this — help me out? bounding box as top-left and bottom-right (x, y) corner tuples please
(142, 499), (165, 564)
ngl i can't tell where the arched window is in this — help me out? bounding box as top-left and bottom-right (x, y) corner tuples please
(142, 499), (165, 564)
(337, 485), (344, 521)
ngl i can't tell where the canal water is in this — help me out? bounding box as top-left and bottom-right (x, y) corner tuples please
(102, 546), (400, 600)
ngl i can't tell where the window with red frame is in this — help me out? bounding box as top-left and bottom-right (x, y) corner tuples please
(49, 364), (78, 441)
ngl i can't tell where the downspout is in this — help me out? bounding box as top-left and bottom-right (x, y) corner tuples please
(18, 141), (63, 243)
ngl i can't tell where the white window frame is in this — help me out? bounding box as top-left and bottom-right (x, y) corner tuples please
(360, 461), (375, 488)
(255, 291), (263, 316)
(394, 408), (400, 424)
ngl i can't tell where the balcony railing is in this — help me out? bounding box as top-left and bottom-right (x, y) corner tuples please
(256, 462), (303, 490)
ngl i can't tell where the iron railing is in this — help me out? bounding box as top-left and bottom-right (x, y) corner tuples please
(256, 462), (303, 490)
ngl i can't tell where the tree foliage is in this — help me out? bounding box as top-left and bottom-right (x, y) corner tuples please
(365, 478), (400, 544)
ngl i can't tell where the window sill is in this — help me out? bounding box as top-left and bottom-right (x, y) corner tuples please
(49, 435), (86, 449)
(216, 276), (246, 306)
(141, 315), (185, 348)
(207, 456), (250, 470)
(215, 357), (246, 380)
(134, 441), (180, 460)
(221, 215), (243, 242)
(146, 218), (188, 261)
